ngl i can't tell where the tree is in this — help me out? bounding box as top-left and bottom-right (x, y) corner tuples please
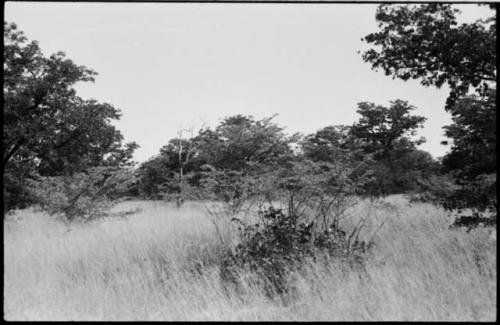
(349, 100), (432, 195)
(194, 114), (299, 172)
(440, 90), (496, 224)
(193, 114), (300, 204)
(3, 22), (138, 211)
(442, 89), (496, 179)
(135, 115), (298, 201)
(361, 4), (496, 223)
(134, 155), (169, 200)
(362, 4), (496, 110)
(350, 100), (426, 158)
(136, 114), (301, 204)
(302, 125), (360, 163)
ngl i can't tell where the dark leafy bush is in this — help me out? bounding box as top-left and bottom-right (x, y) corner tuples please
(446, 174), (496, 230)
(409, 174), (459, 204)
(451, 215), (496, 232)
(3, 168), (36, 214)
(412, 173), (496, 231)
(221, 206), (370, 299)
(208, 159), (376, 300)
(443, 174), (496, 216)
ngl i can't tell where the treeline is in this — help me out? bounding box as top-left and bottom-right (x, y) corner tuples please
(135, 103), (438, 202)
(3, 4), (496, 226)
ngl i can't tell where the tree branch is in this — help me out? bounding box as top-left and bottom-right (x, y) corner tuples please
(3, 137), (26, 168)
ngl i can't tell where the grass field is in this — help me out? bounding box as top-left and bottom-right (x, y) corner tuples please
(4, 196), (497, 321)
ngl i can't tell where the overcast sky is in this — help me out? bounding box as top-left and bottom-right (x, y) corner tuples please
(5, 2), (494, 163)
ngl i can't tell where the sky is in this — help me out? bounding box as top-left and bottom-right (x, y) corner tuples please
(5, 2), (494, 163)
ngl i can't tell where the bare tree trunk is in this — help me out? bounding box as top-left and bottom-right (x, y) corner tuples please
(177, 165), (184, 208)
(177, 131), (184, 208)
(176, 127), (194, 209)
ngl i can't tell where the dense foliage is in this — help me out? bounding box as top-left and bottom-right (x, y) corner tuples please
(3, 22), (138, 214)
(223, 206), (369, 299)
(136, 114), (300, 202)
(349, 100), (437, 196)
(362, 3), (496, 110)
(136, 103), (437, 203)
(362, 4), (496, 225)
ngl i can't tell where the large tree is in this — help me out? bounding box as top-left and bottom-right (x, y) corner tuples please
(362, 3), (496, 110)
(442, 89), (496, 179)
(361, 4), (496, 221)
(3, 22), (138, 210)
(193, 115), (300, 203)
(350, 100), (426, 158)
(349, 100), (434, 195)
(194, 114), (299, 172)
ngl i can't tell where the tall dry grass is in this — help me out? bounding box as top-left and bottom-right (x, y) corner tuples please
(4, 197), (496, 321)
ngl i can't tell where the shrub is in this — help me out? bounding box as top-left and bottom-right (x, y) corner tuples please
(221, 206), (370, 300)
(411, 173), (496, 231)
(28, 167), (137, 221)
(446, 174), (496, 230)
(3, 171), (36, 214)
(210, 159), (374, 300)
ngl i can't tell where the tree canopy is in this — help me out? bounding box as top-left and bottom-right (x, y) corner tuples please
(362, 4), (496, 221)
(347, 100), (433, 196)
(362, 4), (496, 110)
(3, 22), (138, 210)
(302, 125), (359, 163)
(194, 114), (299, 172)
(442, 89), (496, 179)
(135, 114), (300, 200)
(350, 100), (426, 158)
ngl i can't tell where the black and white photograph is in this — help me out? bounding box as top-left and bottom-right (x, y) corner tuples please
(3, 0), (497, 321)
